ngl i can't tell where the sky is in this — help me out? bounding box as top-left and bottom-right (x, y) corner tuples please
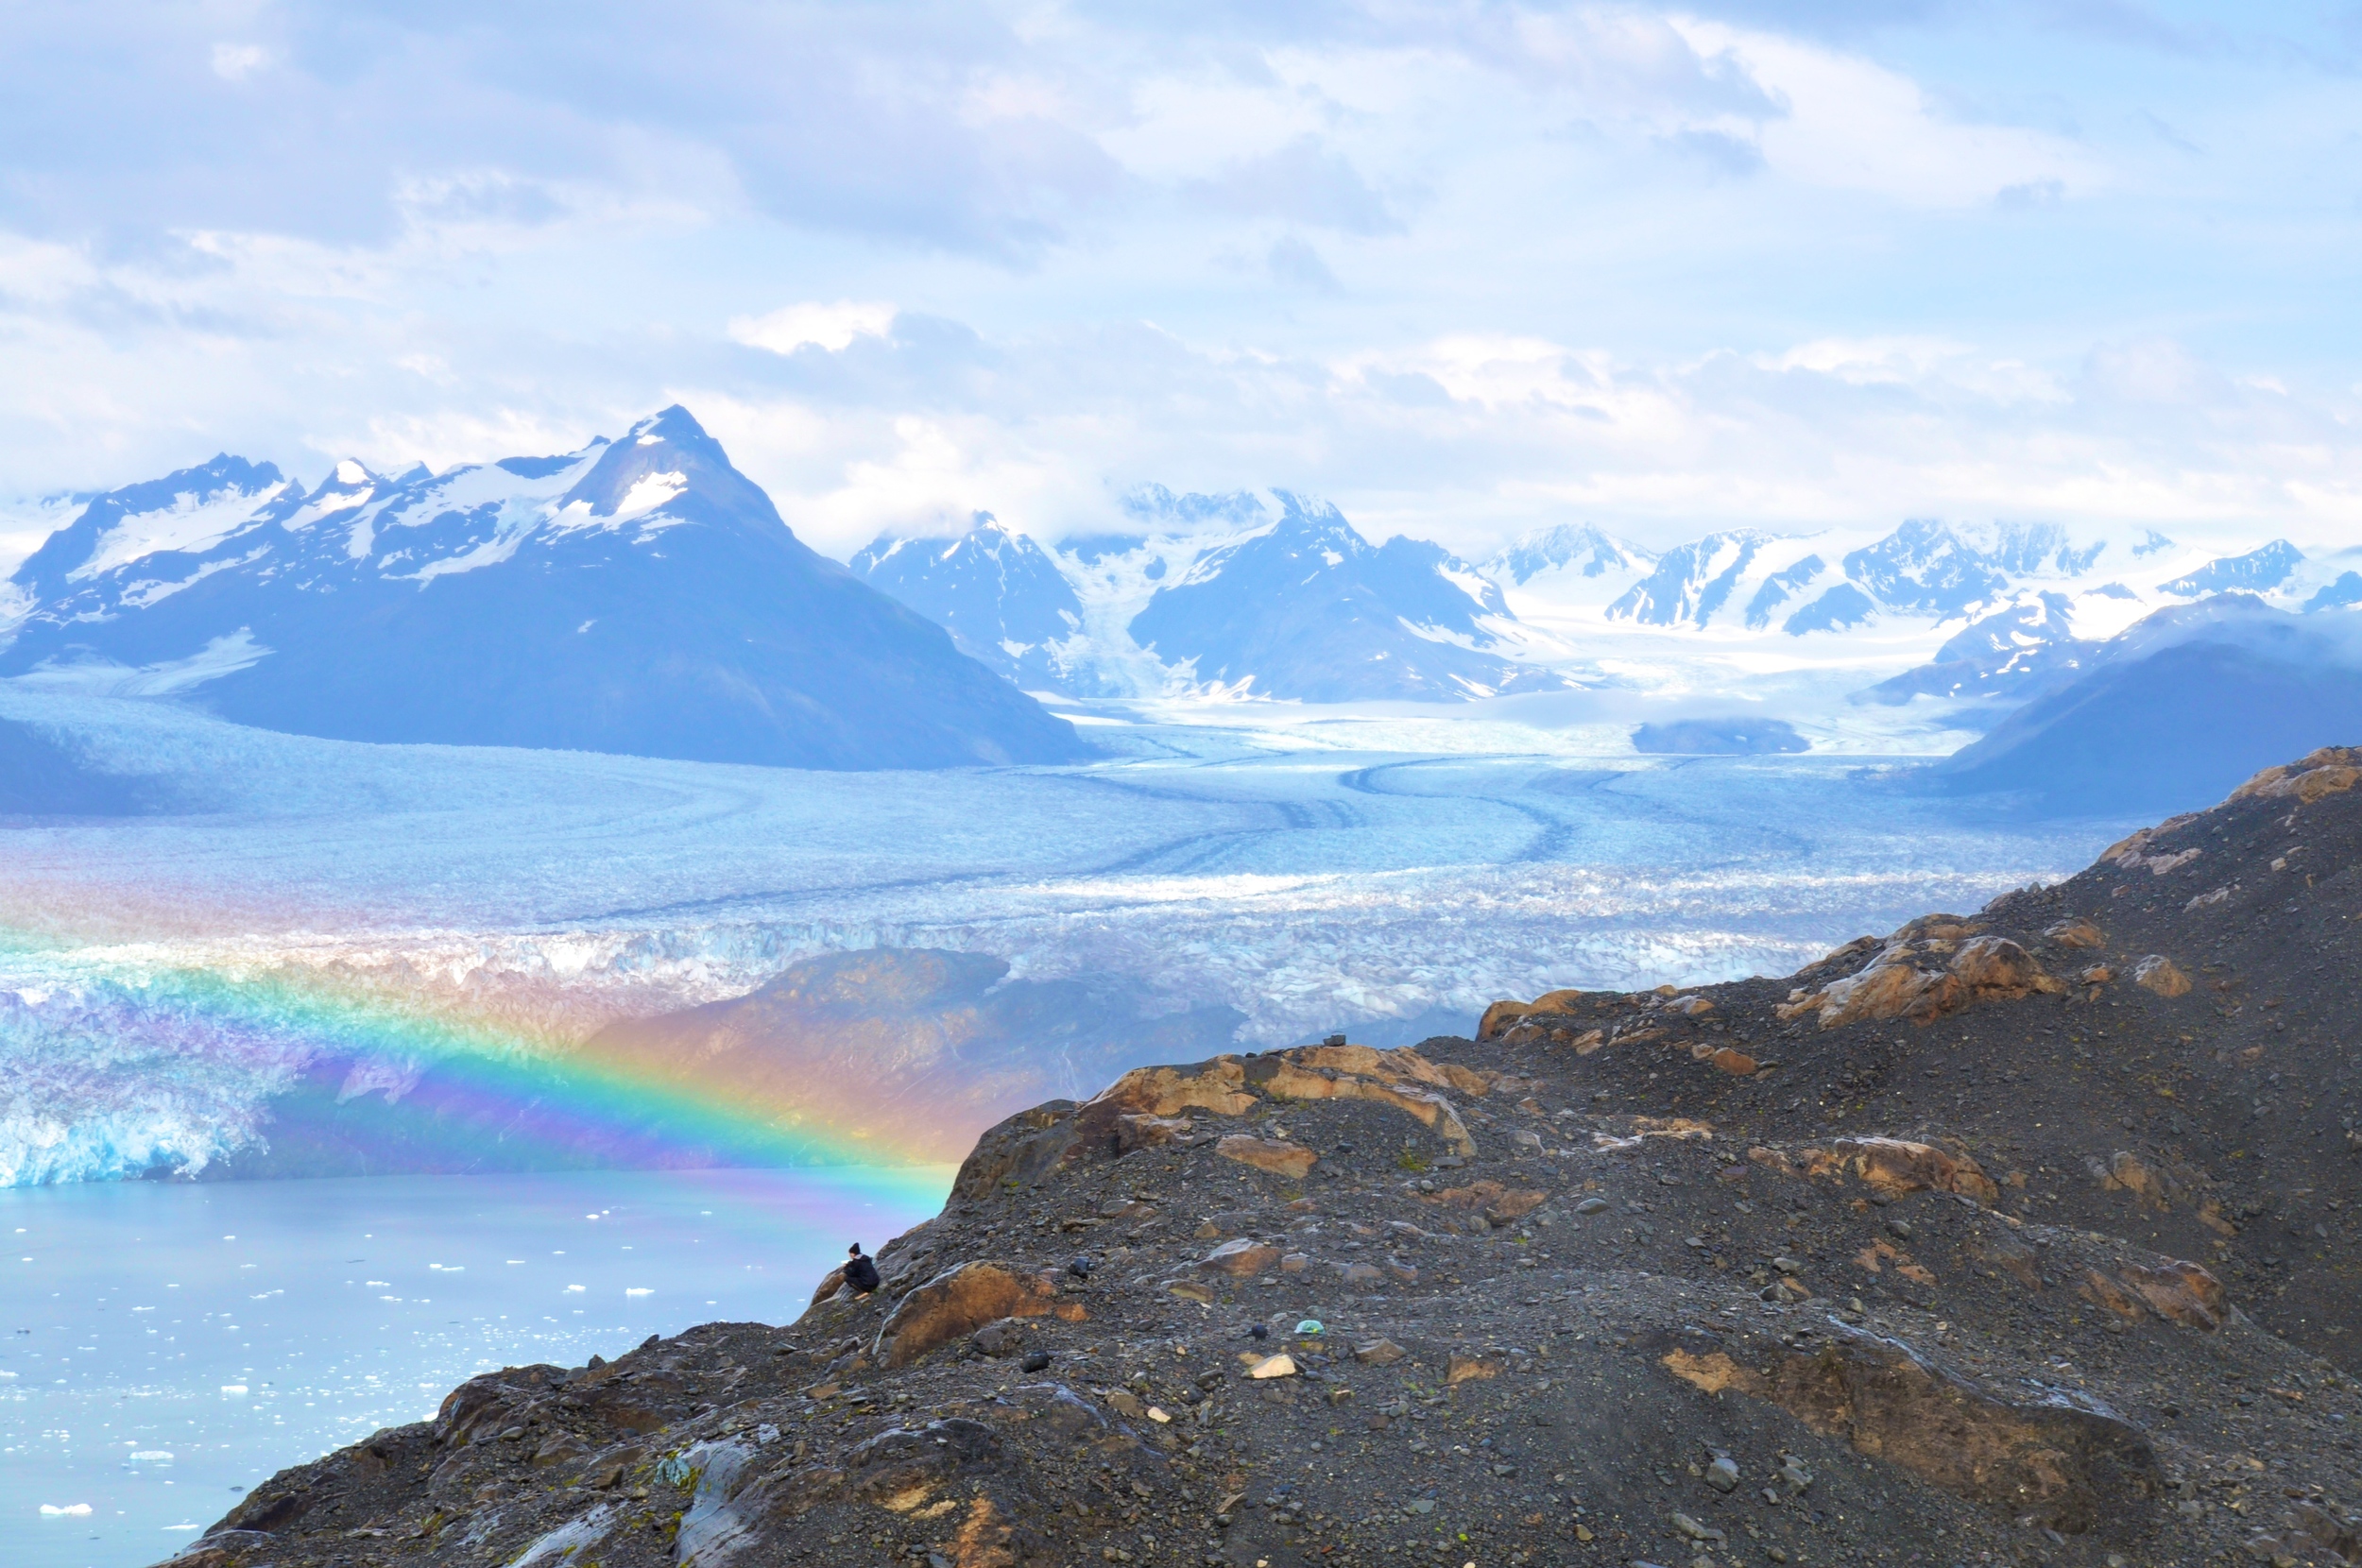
(3, 0), (2360, 563)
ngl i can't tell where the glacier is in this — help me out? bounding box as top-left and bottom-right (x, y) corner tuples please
(0, 684), (2146, 1187)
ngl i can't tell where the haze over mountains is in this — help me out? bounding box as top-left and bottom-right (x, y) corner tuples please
(9, 412), (2362, 808)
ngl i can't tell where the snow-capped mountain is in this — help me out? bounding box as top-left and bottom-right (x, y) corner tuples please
(1859, 592), (2096, 704)
(1492, 513), (2362, 699)
(848, 515), (1085, 692)
(1126, 491), (1567, 701)
(854, 488), (1569, 703)
(1484, 522), (1655, 588)
(0, 408), (1088, 769)
(840, 484), (2356, 727)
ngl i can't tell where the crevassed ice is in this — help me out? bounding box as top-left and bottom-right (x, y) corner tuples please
(0, 693), (2129, 1187)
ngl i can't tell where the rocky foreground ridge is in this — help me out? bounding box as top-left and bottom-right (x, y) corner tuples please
(166, 750), (2362, 1568)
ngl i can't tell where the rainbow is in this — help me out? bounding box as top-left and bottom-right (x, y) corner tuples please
(0, 933), (964, 1189)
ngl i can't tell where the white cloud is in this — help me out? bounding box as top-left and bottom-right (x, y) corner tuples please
(729, 301), (899, 356)
(209, 43), (271, 83)
(657, 316), (2362, 561)
(1669, 19), (2100, 207)
(0, 0), (2351, 567)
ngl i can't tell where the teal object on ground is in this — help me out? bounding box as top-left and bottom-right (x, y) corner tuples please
(1294, 1319), (1324, 1336)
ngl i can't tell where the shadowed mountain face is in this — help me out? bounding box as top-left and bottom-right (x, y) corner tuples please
(1922, 598), (2362, 815)
(1, 409), (1088, 770)
(204, 948), (1242, 1178)
(848, 517), (1085, 692)
(188, 752), (2362, 1568)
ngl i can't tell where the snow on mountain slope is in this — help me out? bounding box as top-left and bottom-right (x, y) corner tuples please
(844, 486), (2356, 739)
(0, 409), (1089, 770)
(851, 486), (1574, 703)
(848, 514), (1087, 692)
(1484, 522), (1656, 589)
(1485, 514), (2362, 712)
(1109, 489), (1571, 701)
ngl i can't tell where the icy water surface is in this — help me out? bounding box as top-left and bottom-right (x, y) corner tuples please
(0, 1167), (950, 1568)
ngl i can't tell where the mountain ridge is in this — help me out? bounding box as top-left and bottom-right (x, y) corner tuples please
(846, 497), (2359, 721)
(1, 408), (1089, 771)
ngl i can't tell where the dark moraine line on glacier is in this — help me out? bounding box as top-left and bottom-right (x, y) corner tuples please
(1339, 754), (1835, 869)
(544, 775), (1300, 926)
(1337, 757), (1577, 864)
(1047, 772), (1364, 879)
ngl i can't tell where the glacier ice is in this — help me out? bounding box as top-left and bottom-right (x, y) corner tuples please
(0, 685), (2147, 1186)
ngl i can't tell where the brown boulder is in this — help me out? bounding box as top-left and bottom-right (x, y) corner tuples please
(1771, 1137), (2000, 1203)
(1052, 1056), (1263, 1170)
(1253, 1060), (1478, 1156)
(2094, 1150), (2169, 1209)
(1446, 1354), (1500, 1385)
(1290, 1044), (1451, 1087)
(2080, 1259), (2226, 1331)
(1477, 988), (1589, 1040)
(1114, 1113), (1193, 1153)
(2122, 1260), (2226, 1329)
(1087, 1059), (1256, 1118)
(1198, 1238), (1282, 1277)
(1438, 1063), (1497, 1097)
(1947, 935), (2046, 993)
(1428, 1179), (1549, 1225)
(2230, 746), (2362, 804)
(2131, 956), (2191, 997)
(806, 1264), (848, 1309)
(871, 1262), (1084, 1369)
(2043, 918), (2108, 949)
(1777, 929), (2061, 1030)
(1659, 1323), (2158, 1534)
(1215, 1135), (1317, 1179)
(950, 1103), (1081, 1200)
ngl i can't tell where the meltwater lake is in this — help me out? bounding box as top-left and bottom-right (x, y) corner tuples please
(0, 1167), (950, 1568)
